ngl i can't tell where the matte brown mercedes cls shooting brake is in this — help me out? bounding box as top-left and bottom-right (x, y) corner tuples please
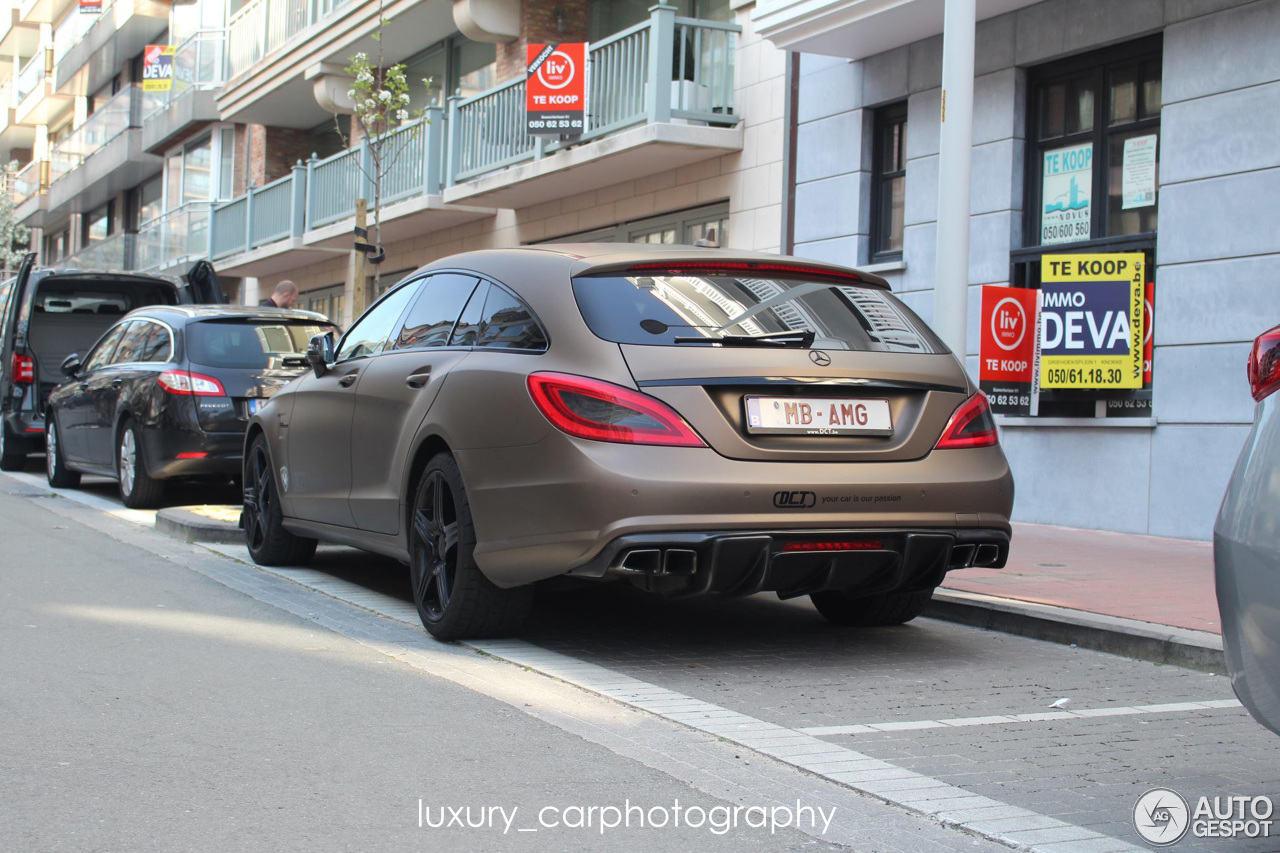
(242, 245), (1014, 639)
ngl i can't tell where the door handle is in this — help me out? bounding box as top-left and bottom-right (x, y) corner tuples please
(405, 368), (432, 389)
(111, 379), (122, 388)
(79, 383), (89, 391)
(338, 374), (358, 388)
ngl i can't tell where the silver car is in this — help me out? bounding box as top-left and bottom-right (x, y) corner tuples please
(1215, 322), (1280, 736)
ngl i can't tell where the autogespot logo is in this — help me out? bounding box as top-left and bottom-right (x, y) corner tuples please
(1134, 788), (1191, 846)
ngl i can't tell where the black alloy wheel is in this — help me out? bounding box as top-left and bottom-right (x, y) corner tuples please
(409, 453), (532, 640)
(242, 434), (316, 566)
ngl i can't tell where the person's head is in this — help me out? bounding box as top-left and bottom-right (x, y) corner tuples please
(273, 280), (299, 308)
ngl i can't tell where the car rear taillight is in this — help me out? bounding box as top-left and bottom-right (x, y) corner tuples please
(1248, 324), (1280, 402)
(935, 392), (998, 449)
(527, 372), (706, 447)
(11, 353), (34, 385)
(158, 370), (226, 397)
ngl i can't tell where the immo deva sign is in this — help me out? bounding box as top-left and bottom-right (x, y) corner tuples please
(979, 253), (1147, 416)
(526, 43), (588, 137)
(142, 44), (175, 92)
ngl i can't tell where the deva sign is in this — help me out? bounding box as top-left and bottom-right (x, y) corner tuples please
(1038, 253), (1144, 389)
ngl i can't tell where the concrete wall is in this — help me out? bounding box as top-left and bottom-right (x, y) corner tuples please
(792, 0), (1280, 539)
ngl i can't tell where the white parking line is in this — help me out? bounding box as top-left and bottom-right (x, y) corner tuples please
(798, 699), (1243, 736)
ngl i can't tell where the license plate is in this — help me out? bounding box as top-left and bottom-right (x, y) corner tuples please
(745, 396), (892, 436)
(247, 398), (264, 415)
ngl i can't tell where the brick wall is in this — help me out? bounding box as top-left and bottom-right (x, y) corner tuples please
(496, 0), (590, 83)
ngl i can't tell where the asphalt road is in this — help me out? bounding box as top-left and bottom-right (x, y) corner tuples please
(3, 464), (1279, 853)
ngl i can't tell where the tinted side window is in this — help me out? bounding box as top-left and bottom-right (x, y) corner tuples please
(336, 284), (417, 362)
(449, 283), (488, 347)
(477, 286), (547, 351)
(112, 321), (153, 364)
(83, 323), (128, 372)
(394, 274), (479, 350)
(140, 323), (172, 363)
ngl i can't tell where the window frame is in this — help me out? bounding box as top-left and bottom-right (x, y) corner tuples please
(1023, 35), (1162, 250)
(383, 269), (550, 355)
(869, 101), (908, 262)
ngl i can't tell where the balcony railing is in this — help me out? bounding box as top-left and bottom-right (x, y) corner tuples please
(211, 108), (443, 259)
(447, 7), (738, 184)
(64, 232), (137, 271)
(47, 85), (139, 185)
(16, 48), (46, 102)
(52, 0), (106, 63)
(136, 201), (212, 271)
(227, 0), (352, 79)
(12, 159), (44, 204)
(144, 30), (227, 118)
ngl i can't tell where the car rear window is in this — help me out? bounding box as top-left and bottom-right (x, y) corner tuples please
(187, 320), (335, 369)
(572, 273), (945, 354)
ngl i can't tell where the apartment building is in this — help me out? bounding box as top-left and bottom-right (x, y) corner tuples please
(754, 0), (1280, 539)
(3, 0), (784, 323)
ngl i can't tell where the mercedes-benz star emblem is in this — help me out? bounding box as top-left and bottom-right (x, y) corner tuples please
(809, 350), (831, 366)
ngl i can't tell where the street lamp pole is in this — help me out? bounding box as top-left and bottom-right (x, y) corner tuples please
(933, 0), (977, 358)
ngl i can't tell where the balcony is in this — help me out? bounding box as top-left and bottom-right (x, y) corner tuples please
(0, 78), (35, 156)
(208, 108), (493, 277)
(0, 1), (39, 57)
(217, 0), (452, 128)
(63, 231), (136, 271)
(12, 157), (46, 222)
(15, 46), (71, 125)
(751, 0), (1040, 59)
(136, 201), (213, 273)
(18, 0), (72, 25)
(142, 30), (227, 153)
(31, 86), (160, 227)
(441, 8), (742, 209)
(54, 0), (169, 97)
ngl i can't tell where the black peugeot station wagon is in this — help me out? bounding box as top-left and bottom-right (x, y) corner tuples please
(45, 305), (334, 508)
(0, 253), (223, 471)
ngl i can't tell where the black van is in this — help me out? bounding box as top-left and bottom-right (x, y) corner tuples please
(0, 253), (222, 470)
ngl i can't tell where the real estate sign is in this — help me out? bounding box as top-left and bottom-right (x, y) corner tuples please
(1041, 143), (1092, 245)
(1039, 253), (1145, 390)
(979, 286), (1041, 416)
(526, 43), (587, 137)
(142, 45), (175, 92)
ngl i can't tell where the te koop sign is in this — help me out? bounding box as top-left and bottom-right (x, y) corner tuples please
(978, 286), (1041, 415)
(1038, 253), (1144, 390)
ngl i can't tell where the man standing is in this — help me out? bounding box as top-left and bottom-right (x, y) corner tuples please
(259, 280), (299, 309)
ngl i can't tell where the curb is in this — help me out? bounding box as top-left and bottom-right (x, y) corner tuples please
(155, 506), (244, 545)
(926, 589), (1225, 672)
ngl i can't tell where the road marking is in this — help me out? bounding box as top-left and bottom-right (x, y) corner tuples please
(798, 699), (1244, 736)
(4, 471), (1164, 852)
(188, 545), (1148, 853)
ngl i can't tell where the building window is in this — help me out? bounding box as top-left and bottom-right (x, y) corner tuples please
(870, 102), (907, 260)
(1027, 37), (1161, 247)
(83, 204), (112, 245)
(544, 203), (730, 246)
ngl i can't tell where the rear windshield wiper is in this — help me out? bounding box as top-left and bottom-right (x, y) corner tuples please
(673, 330), (816, 348)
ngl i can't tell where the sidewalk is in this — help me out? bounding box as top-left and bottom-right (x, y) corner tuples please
(941, 522), (1219, 634)
(926, 521), (1223, 671)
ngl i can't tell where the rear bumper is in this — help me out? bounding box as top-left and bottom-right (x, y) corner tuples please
(2, 411), (46, 454)
(570, 527), (1009, 599)
(458, 436), (1013, 587)
(142, 427), (245, 480)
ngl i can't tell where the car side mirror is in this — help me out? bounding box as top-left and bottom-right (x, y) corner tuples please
(61, 353), (82, 377)
(306, 332), (335, 377)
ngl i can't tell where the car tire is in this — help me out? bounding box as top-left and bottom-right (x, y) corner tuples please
(116, 419), (164, 509)
(409, 453), (533, 640)
(45, 415), (80, 488)
(810, 587), (935, 627)
(0, 426), (25, 471)
(242, 434), (317, 566)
